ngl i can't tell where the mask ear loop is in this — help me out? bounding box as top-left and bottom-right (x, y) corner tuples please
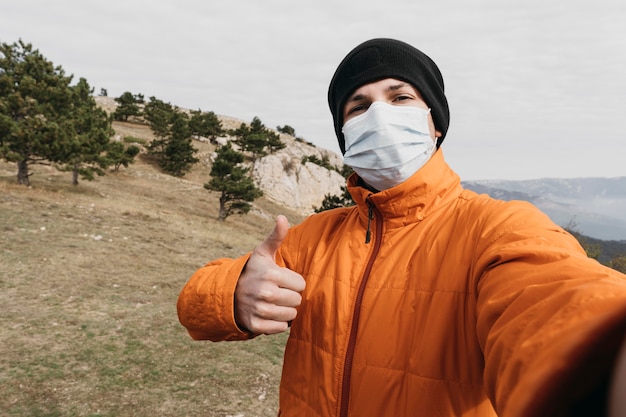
(427, 107), (444, 149)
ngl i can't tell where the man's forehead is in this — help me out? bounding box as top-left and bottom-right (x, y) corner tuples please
(348, 79), (417, 100)
(350, 78), (415, 98)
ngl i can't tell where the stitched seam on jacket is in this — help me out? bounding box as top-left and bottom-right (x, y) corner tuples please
(350, 363), (481, 387)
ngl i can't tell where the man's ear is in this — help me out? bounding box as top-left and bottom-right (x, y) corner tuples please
(434, 131), (444, 149)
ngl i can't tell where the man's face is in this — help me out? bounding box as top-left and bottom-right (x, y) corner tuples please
(342, 78), (442, 140)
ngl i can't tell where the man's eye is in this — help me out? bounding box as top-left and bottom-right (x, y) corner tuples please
(348, 104), (367, 114)
(394, 95), (412, 102)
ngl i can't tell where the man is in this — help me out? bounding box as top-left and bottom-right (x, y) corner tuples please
(177, 38), (626, 416)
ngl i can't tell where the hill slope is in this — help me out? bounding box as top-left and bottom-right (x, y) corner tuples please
(0, 152), (305, 416)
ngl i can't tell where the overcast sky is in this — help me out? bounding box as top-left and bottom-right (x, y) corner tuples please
(2, 0), (625, 180)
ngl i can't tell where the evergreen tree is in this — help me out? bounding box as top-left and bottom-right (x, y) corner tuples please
(302, 154), (334, 170)
(277, 124), (296, 136)
(230, 122), (260, 157)
(107, 141), (140, 171)
(204, 142), (262, 221)
(231, 116), (284, 162)
(314, 186), (355, 213)
(113, 91), (143, 121)
(266, 128), (286, 153)
(144, 96), (175, 157)
(313, 164), (355, 213)
(159, 112), (198, 177)
(188, 110), (224, 143)
(143, 99), (198, 176)
(0, 40), (74, 185)
(56, 78), (114, 185)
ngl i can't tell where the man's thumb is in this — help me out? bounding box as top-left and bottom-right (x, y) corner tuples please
(257, 215), (289, 259)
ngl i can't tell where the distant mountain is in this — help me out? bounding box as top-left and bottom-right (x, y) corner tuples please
(462, 177), (626, 241)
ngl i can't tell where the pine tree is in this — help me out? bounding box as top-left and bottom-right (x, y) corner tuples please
(276, 124), (296, 136)
(313, 164), (355, 212)
(160, 112), (198, 177)
(266, 128), (286, 153)
(204, 142), (262, 221)
(0, 40), (74, 185)
(314, 186), (355, 213)
(143, 98), (199, 176)
(230, 122), (258, 156)
(188, 110), (224, 143)
(231, 116), (284, 163)
(107, 141), (140, 171)
(144, 96), (175, 156)
(54, 78), (114, 185)
(113, 91), (143, 122)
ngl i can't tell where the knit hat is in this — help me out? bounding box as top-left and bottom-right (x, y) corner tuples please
(328, 38), (450, 153)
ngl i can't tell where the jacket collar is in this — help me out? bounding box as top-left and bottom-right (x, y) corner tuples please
(347, 149), (463, 227)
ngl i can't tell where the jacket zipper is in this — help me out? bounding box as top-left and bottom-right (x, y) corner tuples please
(339, 199), (383, 417)
(365, 202), (373, 243)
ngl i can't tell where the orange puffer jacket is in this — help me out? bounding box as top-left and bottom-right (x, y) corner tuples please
(178, 150), (626, 417)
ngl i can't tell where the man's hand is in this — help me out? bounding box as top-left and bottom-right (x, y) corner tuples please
(234, 215), (306, 335)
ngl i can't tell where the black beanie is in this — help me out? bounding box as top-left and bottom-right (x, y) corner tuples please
(328, 38), (450, 154)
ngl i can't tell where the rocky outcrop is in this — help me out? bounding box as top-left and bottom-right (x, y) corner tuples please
(252, 134), (346, 215)
(97, 95), (347, 215)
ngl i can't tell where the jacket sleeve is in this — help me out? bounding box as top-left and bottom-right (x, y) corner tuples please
(176, 253), (255, 341)
(474, 201), (626, 417)
(176, 227), (297, 342)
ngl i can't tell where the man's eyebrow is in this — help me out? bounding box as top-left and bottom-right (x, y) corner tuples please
(347, 82), (411, 102)
(347, 93), (366, 103)
(387, 82), (410, 91)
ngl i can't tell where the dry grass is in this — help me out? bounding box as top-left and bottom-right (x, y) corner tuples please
(0, 122), (305, 416)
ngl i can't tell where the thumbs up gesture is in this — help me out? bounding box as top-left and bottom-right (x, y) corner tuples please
(234, 215), (306, 335)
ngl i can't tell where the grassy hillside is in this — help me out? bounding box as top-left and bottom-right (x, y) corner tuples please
(0, 120), (305, 416)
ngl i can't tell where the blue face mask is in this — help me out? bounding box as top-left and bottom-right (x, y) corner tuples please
(342, 102), (435, 191)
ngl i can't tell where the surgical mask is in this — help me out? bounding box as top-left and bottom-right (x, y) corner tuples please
(342, 101), (436, 191)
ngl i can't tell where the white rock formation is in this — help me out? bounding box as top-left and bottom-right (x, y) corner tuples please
(252, 135), (346, 215)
